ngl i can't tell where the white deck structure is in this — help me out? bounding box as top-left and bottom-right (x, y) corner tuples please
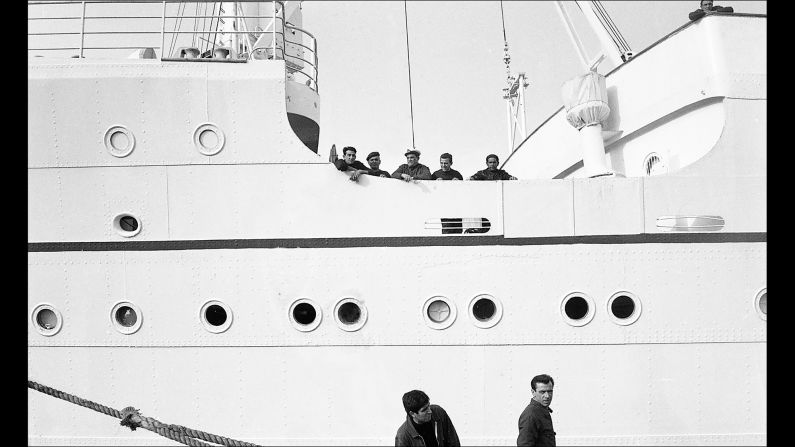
(28, 3), (765, 445)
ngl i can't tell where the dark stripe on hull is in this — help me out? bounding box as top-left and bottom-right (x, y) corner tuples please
(28, 232), (766, 253)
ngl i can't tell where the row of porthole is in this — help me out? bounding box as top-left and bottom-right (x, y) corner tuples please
(30, 288), (767, 336)
(104, 123), (225, 158)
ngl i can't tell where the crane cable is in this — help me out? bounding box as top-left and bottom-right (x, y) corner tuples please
(403, 0), (416, 149)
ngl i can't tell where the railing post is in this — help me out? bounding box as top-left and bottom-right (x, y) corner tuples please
(314, 40), (319, 92)
(160, 1), (166, 59)
(79, 1), (86, 57)
(272, 1), (276, 58)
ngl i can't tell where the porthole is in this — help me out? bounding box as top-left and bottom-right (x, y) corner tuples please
(422, 296), (457, 330)
(112, 213), (142, 238)
(110, 302), (143, 334)
(468, 294), (503, 329)
(755, 288), (766, 321)
(104, 125), (135, 158)
(31, 304), (63, 336)
(193, 123), (225, 156)
(561, 292), (595, 327)
(606, 291), (642, 325)
(200, 300), (233, 333)
(289, 299), (322, 332)
(333, 298), (367, 332)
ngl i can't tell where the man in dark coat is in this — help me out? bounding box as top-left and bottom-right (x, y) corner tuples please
(392, 149), (433, 182)
(689, 0), (734, 21)
(431, 153), (463, 180)
(364, 151), (391, 178)
(469, 154), (517, 181)
(330, 144), (370, 181)
(517, 374), (556, 446)
(395, 390), (460, 447)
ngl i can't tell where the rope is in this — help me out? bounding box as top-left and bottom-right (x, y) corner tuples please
(499, 0), (507, 43)
(591, 1), (631, 53)
(28, 380), (260, 447)
(403, 0), (416, 149)
(169, 2), (187, 59)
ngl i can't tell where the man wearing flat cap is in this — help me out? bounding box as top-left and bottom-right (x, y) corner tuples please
(469, 154), (517, 181)
(392, 149), (432, 182)
(364, 151), (391, 178)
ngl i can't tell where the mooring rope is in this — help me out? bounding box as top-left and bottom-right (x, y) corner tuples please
(28, 380), (260, 447)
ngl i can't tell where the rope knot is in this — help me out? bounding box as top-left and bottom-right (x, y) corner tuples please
(119, 406), (143, 431)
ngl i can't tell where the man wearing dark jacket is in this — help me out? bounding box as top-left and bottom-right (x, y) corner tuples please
(689, 0), (734, 21)
(469, 154), (517, 181)
(395, 390), (460, 447)
(517, 374), (556, 446)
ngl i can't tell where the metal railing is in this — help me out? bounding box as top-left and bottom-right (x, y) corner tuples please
(28, 1), (319, 91)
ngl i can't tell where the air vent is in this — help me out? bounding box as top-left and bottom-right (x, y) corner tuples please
(643, 152), (667, 176)
(425, 218), (491, 234)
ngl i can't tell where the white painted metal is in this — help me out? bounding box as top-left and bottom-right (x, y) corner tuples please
(554, 1), (590, 71)
(27, 4), (766, 446)
(504, 14), (766, 179)
(573, 1), (629, 69)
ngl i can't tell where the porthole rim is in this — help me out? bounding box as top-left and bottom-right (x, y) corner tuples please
(193, 122), (226, 156)
(467, 293), (503, 329)
(332, 297), (368, 332)
(112, 212), (142, 238)
(110, 301), (143, 335)
(31, 303), (63, 336)
(606, 291), (642, 326)
(288, 298), (323, 332)
(199, 300), (234, 334)
(560, 292), (595, 327)
(422, 295), (457, 330)
(104, 125), (135, 158)
(754, 287), (767, 321)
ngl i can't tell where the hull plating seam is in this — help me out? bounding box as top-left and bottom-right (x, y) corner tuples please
(28, 232), (766, 252)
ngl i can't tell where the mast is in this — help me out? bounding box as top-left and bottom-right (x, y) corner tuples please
(500, 2), (529, 155)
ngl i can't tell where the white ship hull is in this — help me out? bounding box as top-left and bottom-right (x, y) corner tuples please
(28, 4), (766, 445)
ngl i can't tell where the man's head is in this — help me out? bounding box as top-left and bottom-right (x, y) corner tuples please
(366, 151), (381, 169)
(439, 153), (453, 172)
(700, 0), (713, 11)
(343, 147), (357, 164)
(402, 390), (432, 424)
(486, 154), (499, 171)
(530, 374), (554, 407)
(405, 149), (421, 167)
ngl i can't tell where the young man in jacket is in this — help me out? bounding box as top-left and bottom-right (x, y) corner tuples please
(689, 0), (734, 21)
(395, 390), (460, 447)
(517, 374), (556, 446)
(469, 154), (517, 181)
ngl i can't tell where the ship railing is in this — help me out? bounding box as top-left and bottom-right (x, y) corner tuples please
(27, 1), (319, 92)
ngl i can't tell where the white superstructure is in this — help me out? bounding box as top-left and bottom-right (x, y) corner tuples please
(28, 2), (765, 445)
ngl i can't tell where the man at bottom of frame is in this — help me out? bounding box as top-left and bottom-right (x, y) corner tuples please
(517, 374), (556, 446)
(395, 390), (460, 447)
